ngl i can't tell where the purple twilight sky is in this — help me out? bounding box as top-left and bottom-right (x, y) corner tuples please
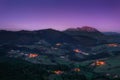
(0, 0), (120, 32)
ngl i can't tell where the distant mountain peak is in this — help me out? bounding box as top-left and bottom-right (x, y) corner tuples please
(66, 26), (100, 32)
(80, 26), (99, 32)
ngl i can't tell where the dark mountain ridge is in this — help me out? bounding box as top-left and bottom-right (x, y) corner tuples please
(1, 26), (118, 46)
(0, 29), (78, 45)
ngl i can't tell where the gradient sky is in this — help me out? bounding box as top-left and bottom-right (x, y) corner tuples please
(0, 0), (120, 32)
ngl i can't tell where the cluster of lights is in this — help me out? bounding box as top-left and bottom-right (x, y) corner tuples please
(56, 43), (62, 46)
(107, 43), (119, 47)
(96, 60), (105, 66)
(28, 53), (38, 58)
(73, 49), (81, 53)
(54, 70), (64, 75)
(73, 68), (81, 72)
(91, 60), (106, 66)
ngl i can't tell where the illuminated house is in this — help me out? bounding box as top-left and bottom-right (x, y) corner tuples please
(96, 60), (106, 66)
(107, 43), (119, 47)
(56, 43), (62, 46)
(54, 70), (63, 75)
(73, 49), (81, 53)
(28, 53), (38, 58)
(73, 68), (81, 72)
(91, 60), (106, 66)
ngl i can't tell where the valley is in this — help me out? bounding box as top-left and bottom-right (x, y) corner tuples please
(0, 26), (120, 80)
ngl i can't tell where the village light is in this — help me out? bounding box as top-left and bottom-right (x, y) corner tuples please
(73, 68), (81, 72)
(107, 43), (119, 47)
(73, 49), (81, 53)
(56, 43), (62, 46)
(96, 60), (106, 66)
(54, 70), (63, 75)
(28, 53), (38, 58)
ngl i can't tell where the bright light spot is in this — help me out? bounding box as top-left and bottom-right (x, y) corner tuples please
(73, 68), (81, 72)
(56, 43), (62, 46)
(73, 49), (81, 53)
(54, 70), (63, 75)
(107, 43), (119, 47)
(28, 53), (38, 58)
(96, 60), (106, 66)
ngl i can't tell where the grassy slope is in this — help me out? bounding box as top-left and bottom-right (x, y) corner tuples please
(79, 56), (120, 75)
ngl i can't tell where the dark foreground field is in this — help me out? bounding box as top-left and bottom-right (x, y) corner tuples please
(0, 56), (120, 80)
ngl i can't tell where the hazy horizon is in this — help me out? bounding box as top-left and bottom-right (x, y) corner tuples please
(0, 26), (120, 33)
